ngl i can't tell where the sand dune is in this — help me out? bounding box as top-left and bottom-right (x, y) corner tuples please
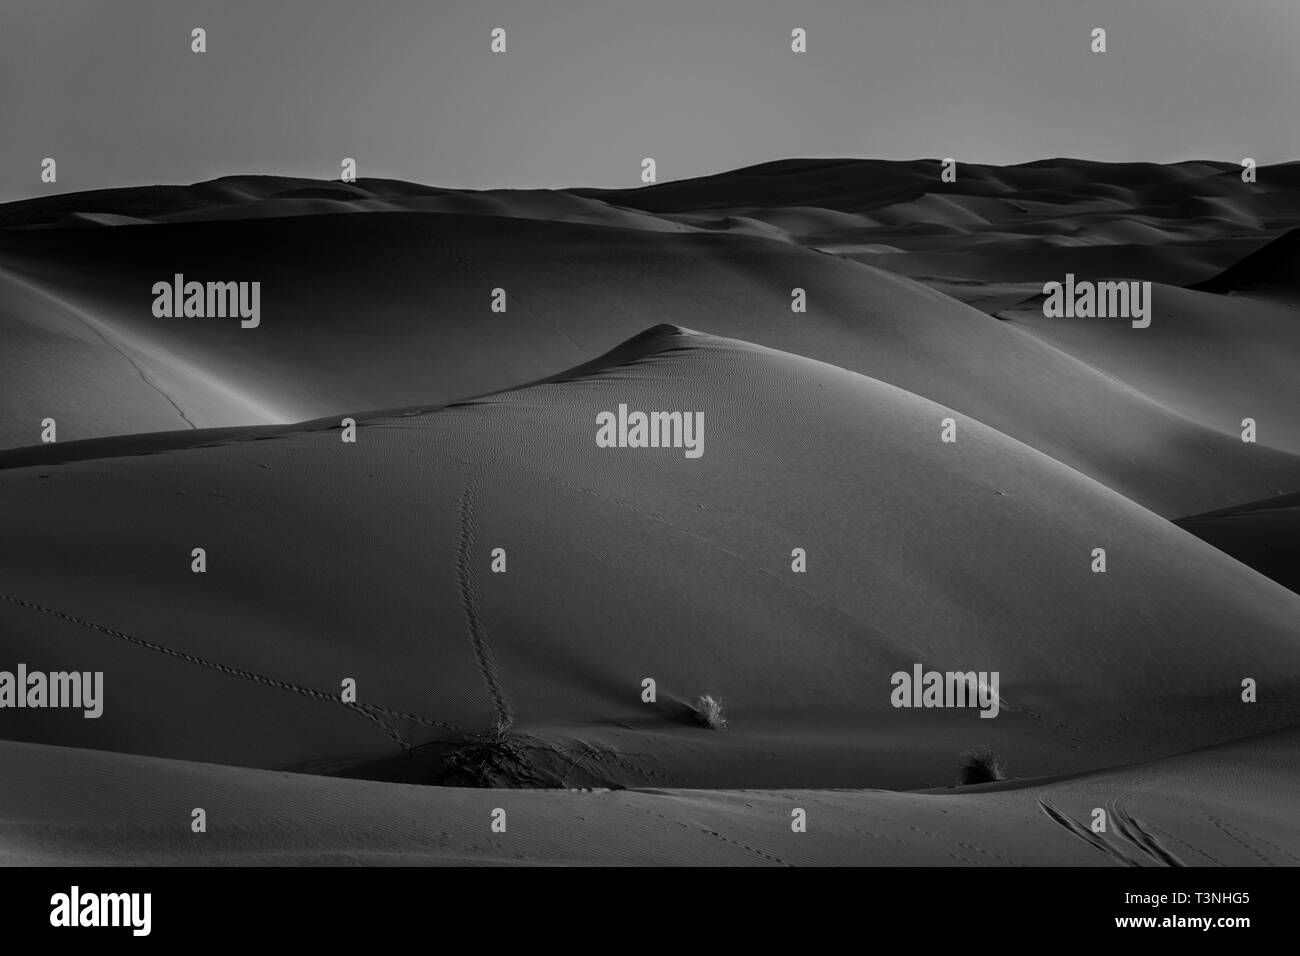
(580, 157), (1300, 280)
(4, 186), (1298, 515)
(1003, 282), (1300, 455)
(3, 160), (1298, 868)
(2, 327), (1298, 793)
(0, 265), (288, 444)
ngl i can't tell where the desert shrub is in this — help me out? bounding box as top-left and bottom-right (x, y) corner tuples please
(959, 745), (1006, 785)
(693, 695), (728, 730)
(442, 726), (537, 787)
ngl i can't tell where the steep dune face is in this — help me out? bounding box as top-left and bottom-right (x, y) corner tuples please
(3, 208), (1296, 515)
(1193, 225), (1300, 298)
(1176, 492), (1300, 596)
(2, 328), (1297, 790)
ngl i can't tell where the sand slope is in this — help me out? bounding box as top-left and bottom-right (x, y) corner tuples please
(4, 202), (1298, 515)
(1003, 282), (1300, 456)
(0, 265), (287, 443)
(3, 727), (1297, 866)
(2, 327), (1298, 793)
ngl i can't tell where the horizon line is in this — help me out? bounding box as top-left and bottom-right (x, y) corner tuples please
(4, 153), (1298, 208)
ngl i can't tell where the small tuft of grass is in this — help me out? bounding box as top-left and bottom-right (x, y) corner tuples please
(958, 745), (1006, 785)
(692, 695), (728, 730)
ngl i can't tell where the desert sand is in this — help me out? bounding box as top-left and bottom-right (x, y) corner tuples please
(4, 727), (1298, 866)
(2, 159), (1299, 865)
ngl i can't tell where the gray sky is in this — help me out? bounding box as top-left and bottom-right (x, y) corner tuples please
(1, 0), (1296, 202)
